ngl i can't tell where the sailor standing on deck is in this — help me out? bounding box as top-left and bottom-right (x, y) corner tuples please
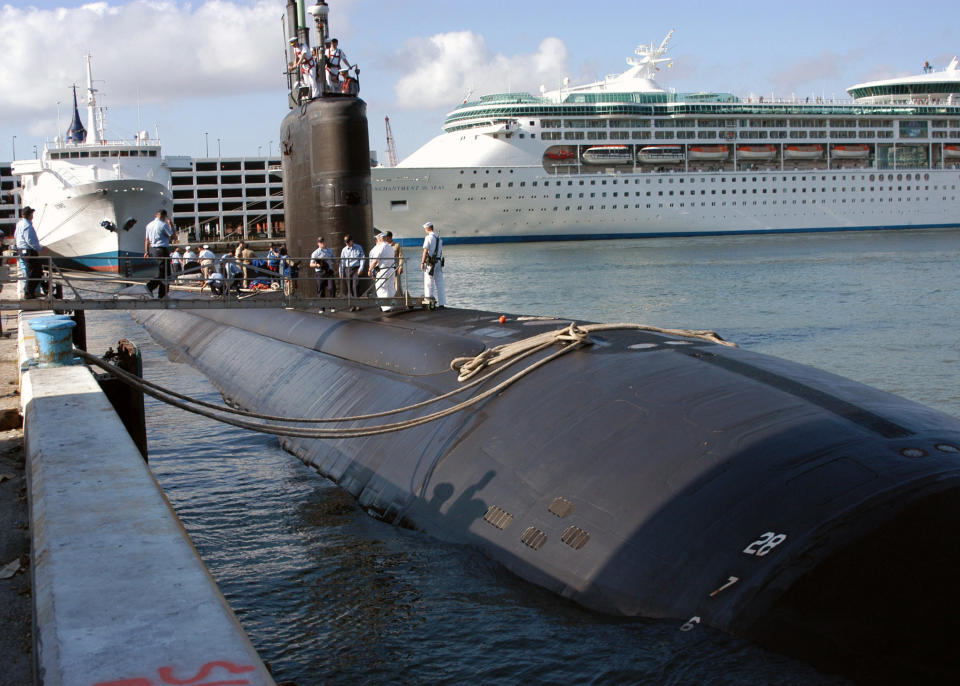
(339, 233), (365, 308)
(143, 209), (175, 298)
(309, 236), (335, 300)
(420, 221), (446, 308)
(384, 231), (404, 295)
(198, 244), (216, 280)
(324, 38), (352, 92)
(368, 231), (396, 311)
(169, 245), (183, 278)
(290, 36), (320, 100)
(15, 206), (43, 299)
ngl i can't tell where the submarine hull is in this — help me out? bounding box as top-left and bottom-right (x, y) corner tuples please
(136, 306), (960, 681)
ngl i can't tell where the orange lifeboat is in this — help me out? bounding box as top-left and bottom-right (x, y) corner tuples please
(737, 145), (777, 160)
(783, 144), (824, 160)
(545, 148), (576, 161)
(688, 145), (729, 161)
(831, 144), (870, 159)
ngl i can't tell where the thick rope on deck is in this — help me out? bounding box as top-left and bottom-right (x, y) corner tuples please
(451, 322), (735, 381)
(76, 321), (735, 439)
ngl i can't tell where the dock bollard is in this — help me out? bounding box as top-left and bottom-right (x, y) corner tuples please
(29, 316), (78, 367)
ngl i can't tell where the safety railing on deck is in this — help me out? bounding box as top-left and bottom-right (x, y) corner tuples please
(0, 253), (427, 312)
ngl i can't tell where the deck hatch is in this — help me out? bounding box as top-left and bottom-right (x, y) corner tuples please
(521, 527), (548, 550)
(483, 505), (514, 530)
(548, 497), (575, 518)
(561, 526), (590, 550)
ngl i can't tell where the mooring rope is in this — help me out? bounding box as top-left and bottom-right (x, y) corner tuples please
(76, 321), (735, 438)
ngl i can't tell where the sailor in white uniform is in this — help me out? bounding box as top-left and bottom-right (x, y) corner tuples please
(368, 231), (396, 311)
(198, 244), (216, 280)
(290, 36), (320, 100)
(420, 221), (446, 308)
(324, 38), (352, 92)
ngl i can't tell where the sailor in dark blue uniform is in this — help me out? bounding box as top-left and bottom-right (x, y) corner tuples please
(15, 206), (42, 299)
(143, 209), (175, 298)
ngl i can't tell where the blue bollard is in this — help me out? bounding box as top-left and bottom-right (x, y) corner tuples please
(29, 317), (78, 367)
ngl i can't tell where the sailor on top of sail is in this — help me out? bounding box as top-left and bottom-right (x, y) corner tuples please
(324, 38), (351, 91)
(289, 36), (320, 100)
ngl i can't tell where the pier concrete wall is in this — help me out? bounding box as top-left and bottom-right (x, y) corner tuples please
(19, 312), (275, 686)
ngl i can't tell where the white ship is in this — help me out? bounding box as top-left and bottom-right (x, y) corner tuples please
(12, 56), (172, 271)
(371, 32), (960, 246)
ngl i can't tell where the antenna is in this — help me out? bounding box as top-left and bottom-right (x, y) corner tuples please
(385, 116), (399, 167)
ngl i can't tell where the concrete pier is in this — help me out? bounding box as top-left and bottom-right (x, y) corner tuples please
(0, 309), (30, 683)
(18, 311), (276, 686)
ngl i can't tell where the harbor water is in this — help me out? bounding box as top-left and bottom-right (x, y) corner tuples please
(84, 227), (960, 684)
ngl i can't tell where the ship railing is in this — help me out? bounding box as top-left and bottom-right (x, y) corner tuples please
(0, 254), (426, 312)
(45, 138), (162, 150)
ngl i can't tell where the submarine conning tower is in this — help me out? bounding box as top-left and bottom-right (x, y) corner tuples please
(281, 0), (373, 296)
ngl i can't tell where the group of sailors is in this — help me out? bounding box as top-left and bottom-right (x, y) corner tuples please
(289, 36), (355, 100)
(304, 222), (446, 311)
(143, 208), (450, 308)
(310, 230), (404, 311)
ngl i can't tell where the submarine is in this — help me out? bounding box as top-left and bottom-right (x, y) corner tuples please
(131, 2), (960, 681)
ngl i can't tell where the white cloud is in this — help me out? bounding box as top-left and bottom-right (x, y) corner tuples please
(393, 32), (570, 108)
(0, 0), (287, 124)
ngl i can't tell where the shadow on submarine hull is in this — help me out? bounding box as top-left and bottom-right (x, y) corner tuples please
(132, 304), (960, 682)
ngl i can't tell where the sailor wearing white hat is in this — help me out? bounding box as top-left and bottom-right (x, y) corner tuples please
(324, 38), (352, 92)
(368, 230), (396, 311)
(198, 244), (217, 280)
(289, 35), (320, 100)
(420, 221), (446, 308)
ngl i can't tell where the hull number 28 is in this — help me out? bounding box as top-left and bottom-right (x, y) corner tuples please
(742, 532), (787, 557)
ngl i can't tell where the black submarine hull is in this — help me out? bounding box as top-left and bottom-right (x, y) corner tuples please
(136, 305), (960, 680)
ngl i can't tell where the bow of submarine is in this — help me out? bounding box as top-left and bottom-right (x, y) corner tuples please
(133, 305), (960, 678)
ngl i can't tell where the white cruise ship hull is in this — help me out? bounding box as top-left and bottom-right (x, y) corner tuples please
(372, 166), (960, 247)
(24, 178), (167, 271)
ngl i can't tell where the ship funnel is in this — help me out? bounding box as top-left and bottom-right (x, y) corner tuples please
(65, 85), (87, 144)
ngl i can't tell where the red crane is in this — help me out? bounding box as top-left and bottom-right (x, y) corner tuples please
(385, 116), (399, 167)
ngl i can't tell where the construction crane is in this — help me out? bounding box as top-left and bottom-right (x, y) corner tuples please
(385, 116), (399, 167)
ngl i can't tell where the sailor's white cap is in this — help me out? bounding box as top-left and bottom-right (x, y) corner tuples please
(288, 36), (298, 43)
(203, 244), (210, 249)
(423, 221), (434, 229)
(184, 245), (191, 250)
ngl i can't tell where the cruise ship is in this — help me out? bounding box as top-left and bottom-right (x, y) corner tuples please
(11, 56), (173, 271)
(371, 33), (960, 246)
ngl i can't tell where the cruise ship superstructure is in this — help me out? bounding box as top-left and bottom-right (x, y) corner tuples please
(12, 56), (173, 271)
(372, 33), (960, 246)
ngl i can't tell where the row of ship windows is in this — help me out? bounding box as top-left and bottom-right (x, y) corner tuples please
(538, 119), (960, 129)
(462, 197), (958, 210)
(47, 150), (158, 159)
(540, 131), (904, 140)
(455, 185), (952, 199)
(541, 119), (897, 129)
(456, 172), (939, 187)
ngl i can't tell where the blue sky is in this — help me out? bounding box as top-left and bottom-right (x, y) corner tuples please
(1, 0), (957, 163)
